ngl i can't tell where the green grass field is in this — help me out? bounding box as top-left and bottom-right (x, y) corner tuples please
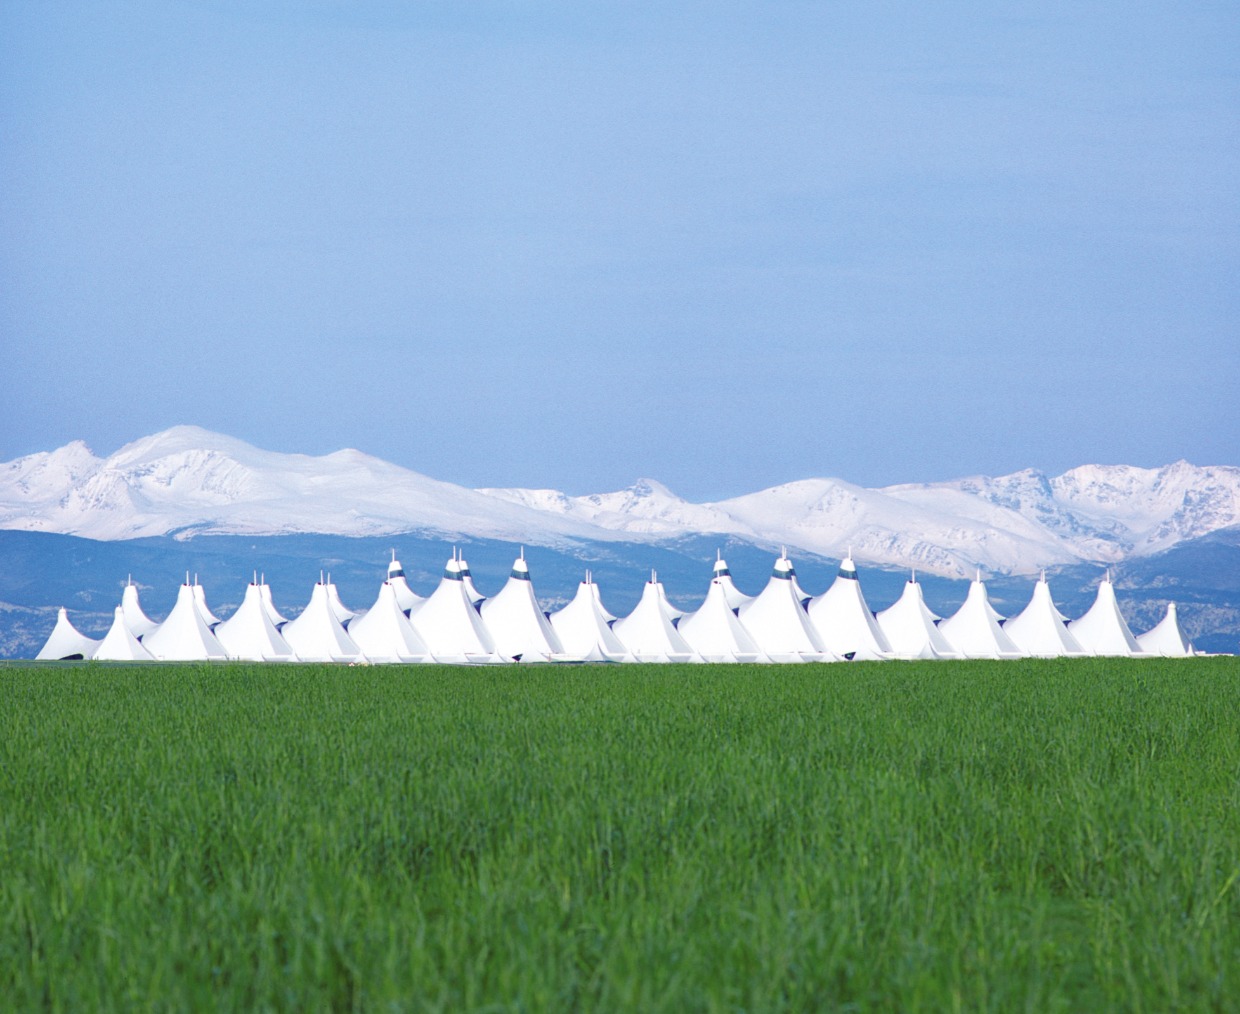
(2, 659), (1238, 1011)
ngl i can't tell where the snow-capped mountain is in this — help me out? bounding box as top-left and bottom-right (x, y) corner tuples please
(0, 427), (622, 546)
(2, 426), (1237, 579)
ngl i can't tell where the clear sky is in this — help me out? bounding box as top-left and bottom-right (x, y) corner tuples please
(2, 1), (1237, 500)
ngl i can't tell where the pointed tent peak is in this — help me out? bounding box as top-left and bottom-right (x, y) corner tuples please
(387, 553), (404, 578)
(837, 556), (858, 579)
(772, 554), (795, 579)
(58, 606), (69, 619)
(443, 555), (463, 580)
(1167, 601), (1178, 615)
(510, 553), (531, 580)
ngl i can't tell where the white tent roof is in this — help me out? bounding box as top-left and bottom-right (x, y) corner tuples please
(738, 553), (829, 661)
(323, 578), (356, 624)
(588, 573), (618, 623)
(36, 607), (100, 660)
(121, 579), (159, 638)
(875, 577), (959, 659)
(348, 580), (431, 662)
(192, 580), (221, 627)
(258, 580), (288, 626)
(1002, 575), (1087, 657)
(1068, 575), (1144, 656)
(385, 552), (424, 614)
(214, 582), (296, 661)
(1136, 602), (1194, 657)
(479, 553), (563, 661)
(281, 582), (364, 662)
(807, 557), (891, 660)
(458, 555), (486, 606)
(143, 582), (228, 660)
(712, 552), (754, 610)
(549, 575), (628, 660)
(678, 577), (764, 662)
(937, 575), (1022, 659)
(94, 606), (155, 661)
(408, 556), (497, 661)
(611, 575), (695, 661)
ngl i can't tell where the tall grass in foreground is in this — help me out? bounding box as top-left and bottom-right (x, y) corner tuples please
(1, 659), (1237, 1011)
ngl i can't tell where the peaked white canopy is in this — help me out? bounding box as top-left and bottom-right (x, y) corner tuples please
(121, 579), (159, 638)
(1068, 575), (1144, 656)
(875, 576), (959, 659)
(586, 573), (618, 623)
(214, 582), (296, 661)
(712, 553), (754, 610)
(807, 557), (891, 660)
(738, 553), (829, 661)
(385, 553), (424, 614)
(281, 581), (365, 662)
(348, 580), (431, 662)
(549, 575), (627, 661)
(1136, 602), (1194, 657)
(611, 575), (695, 662)
(143, 582), (228, 660)
(94, 606), (155, 661)
(678, 577), (765, 663)
(324, 579), (357, 625)
(408, 556), (497, 662)
(458, 555), (487, 606)
(937, 575), (1022, 659)
(192, 580), (221, 627)
(36, 607), (100, 660)
(259, 580), (288, 626)
(479, 553), (564, 662)
(1002, 575), (1087, 657)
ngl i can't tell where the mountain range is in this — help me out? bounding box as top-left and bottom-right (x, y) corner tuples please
(4, 425), (1239, 579)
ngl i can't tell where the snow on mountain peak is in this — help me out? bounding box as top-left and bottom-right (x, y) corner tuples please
(1, 428), (1237, 577)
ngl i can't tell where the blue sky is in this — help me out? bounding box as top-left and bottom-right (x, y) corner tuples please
(2, 1), (1237, 500)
